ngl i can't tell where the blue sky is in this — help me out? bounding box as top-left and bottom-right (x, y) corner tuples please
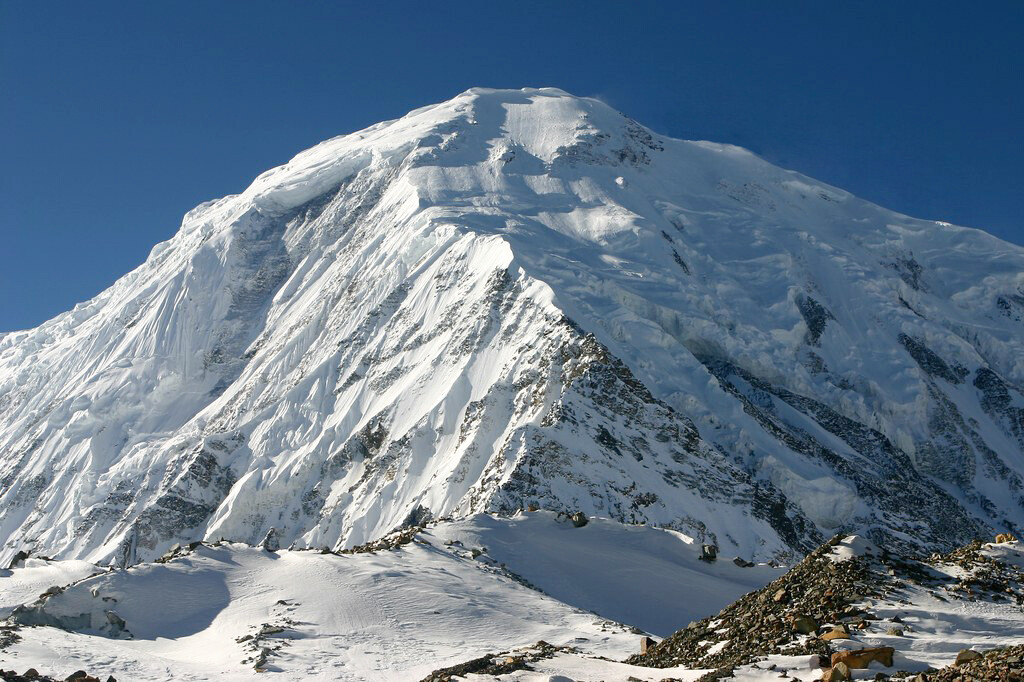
(2, 1), (1021, 331)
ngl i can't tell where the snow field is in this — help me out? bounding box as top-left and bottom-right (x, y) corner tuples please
(0, 513), (778, 680)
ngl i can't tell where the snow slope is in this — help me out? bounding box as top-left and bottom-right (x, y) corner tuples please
(432, 511), (781, 637)
(0, 513), (769, 681)
(0, 558), (100, 620)
(3, 525), (1022, 681)
(1, 87), (1023, 568)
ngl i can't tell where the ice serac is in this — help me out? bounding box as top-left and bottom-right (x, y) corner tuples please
(1, 87), (1022, 566)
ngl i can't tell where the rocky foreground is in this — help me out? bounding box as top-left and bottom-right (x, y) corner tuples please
(627, 534), (1024, 681)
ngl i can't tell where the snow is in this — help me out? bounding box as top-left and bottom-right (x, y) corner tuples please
(0, 559), (101, 619)
(0, 515), (775, 681)
(730, 655), (826, 682)
(476, 653), (704, 682)
(985, 539), (1024, 568)
(430, 511), (783, 636)
(828, 535), (878, 563)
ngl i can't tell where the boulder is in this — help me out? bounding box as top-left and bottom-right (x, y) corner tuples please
(700, 544), (718, 563)
(791, 615), (818, 634)
(831, 646), (895, 669)
(260, 527), (280, 552)
(955, 649), (982, 665)
(995, 533), (1018, 543)
(570, 512), (588, 528)
(821, 627), (851, 641)
(104, 610), (129, 637)
(822, 661), (852, 681)
(772, 588), (788, 603)
(640, 635), (656, 654)
(65, 672), (99, 682)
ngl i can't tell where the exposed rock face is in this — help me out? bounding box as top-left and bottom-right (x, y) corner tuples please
(796, 295), (835, 347)
(1, 88), (1023, 566)
(698, 358), (989, 554)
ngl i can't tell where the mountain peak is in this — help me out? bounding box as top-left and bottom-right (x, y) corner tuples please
(239, 85), (657, 216)
(2, 89), (1023, 570)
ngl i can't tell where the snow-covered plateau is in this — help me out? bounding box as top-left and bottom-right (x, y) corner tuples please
(2, 87), (1023, 680)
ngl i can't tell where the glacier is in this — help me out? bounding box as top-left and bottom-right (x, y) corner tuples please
(1, 87), (1023, 568)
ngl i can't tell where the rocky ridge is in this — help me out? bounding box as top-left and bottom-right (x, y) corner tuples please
(631, 535), (879, 676)
(632, 535), (1024, 680)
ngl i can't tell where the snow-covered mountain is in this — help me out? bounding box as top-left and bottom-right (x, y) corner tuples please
(1, 87), (1022, 567)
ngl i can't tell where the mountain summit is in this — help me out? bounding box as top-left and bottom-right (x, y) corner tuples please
(2, 88), (1023, 566)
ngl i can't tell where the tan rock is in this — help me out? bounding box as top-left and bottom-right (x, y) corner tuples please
(955, 648), (982, 665)
(822, 661), (852, 681)
(822, 629), (851, 641)
(831, 646), (895, 669)
(640, 635), (656, 654)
